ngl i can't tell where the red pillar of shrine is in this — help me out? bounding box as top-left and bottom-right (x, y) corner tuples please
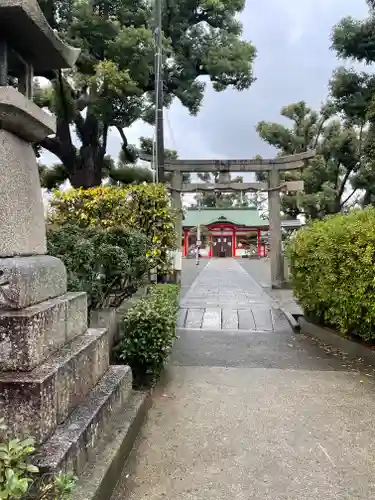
(209, 234), (213, 258)
(232, 227), (236, 257)
(183, 229), (189, 257)
(257, 229), (261, 257)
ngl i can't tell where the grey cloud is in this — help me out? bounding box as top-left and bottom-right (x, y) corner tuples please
(164, 0), (369, 160)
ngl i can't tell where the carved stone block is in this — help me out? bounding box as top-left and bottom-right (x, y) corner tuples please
(0, 86), (56, 141)
(34, 366), (132, 475)
(0, 129), (47, 257)
(0, 255), (67, 309)
(0, 328), (109, 444)
(0, 292), (87, 371)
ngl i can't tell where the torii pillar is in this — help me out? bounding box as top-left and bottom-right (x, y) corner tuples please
(268, 167), (284, 288)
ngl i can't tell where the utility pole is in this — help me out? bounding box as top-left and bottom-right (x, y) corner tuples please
(154, 0), (164, 183)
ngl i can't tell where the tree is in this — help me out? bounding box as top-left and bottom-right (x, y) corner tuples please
(193, 173), (251, 208)
(107, 136), (180, 186)
(39, 135), (187, 188)
(36, 0), (256, 189)
(256, 101), (363, 219)
(331, 1), (375, 206)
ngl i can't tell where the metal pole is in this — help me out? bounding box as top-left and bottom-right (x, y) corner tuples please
(268, 167), (284, 288)
(171, 172), (183, 283)
(196, 224), (201, 266)
(154, 0), (164, 183)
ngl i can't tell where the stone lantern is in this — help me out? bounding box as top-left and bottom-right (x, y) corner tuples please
(0, 0), (80, 256)
(0, 0), (140, 490)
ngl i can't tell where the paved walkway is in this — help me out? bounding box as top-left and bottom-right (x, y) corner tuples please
(179, 260), (275, 331)
(112, 259), (375, 500)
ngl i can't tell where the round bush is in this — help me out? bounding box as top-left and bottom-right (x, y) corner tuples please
(287, 207), (375, 341)
(118, 284), (180, 387)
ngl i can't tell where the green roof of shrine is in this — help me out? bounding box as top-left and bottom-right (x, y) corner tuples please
(183, 208), (268, 228)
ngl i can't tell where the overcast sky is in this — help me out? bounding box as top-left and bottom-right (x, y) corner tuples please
(124, 0), (369, 161)
(41, 0), (369, 168)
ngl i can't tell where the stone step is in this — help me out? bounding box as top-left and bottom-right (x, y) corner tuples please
(33, 365), (133, 477)
(70, 391), (150, 500)
(0, 328), (109, 444)
(0, 291), (87, 371)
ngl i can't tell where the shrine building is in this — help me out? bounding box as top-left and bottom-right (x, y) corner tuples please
(182, 207), (302, 258)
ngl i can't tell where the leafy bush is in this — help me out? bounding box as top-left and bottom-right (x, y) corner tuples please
(117, 284), (180, 387)
(287, 207), (375, 341)
(47, 225), (149, 310)
(0, 419), (76, 499)
(49, 185), (177, 273)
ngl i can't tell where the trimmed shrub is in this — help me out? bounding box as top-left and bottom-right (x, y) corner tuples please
(287, 207), (375, 341)
(117, 284), (180, 387)
(49, 185), (177, 274)
(47, 225), (149, 310)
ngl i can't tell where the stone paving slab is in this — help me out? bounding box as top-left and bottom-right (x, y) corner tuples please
(180, 259), (277, 331)
(238, 309), (256, 330)
(201, 307), (222, 330)
(185, 308), (205, 329)
(181, 306), (276, 331)
(176, 308), (188, 328)
(221, 309), (238, 330)
(252, 307), (274, 331)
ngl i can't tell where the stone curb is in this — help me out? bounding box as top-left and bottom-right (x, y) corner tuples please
(71, 391), (151, 500)
(280, 307), (300, 332)
(299, 317), (375, 367)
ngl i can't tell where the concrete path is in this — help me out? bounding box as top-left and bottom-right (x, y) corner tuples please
(112, 259), (375, 500)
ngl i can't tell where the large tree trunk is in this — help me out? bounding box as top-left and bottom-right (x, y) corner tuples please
(69, 111), (104, 188)
(69, 145), (103, 189)
(40, 107), (106, 189)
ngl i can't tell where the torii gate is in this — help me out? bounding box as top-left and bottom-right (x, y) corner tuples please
(139, 150), (315, 288)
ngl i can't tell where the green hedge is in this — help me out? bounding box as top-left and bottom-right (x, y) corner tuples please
(47, 225), (149, 310)
(117, 284), (180, 387)
(287, 207), (375, 341)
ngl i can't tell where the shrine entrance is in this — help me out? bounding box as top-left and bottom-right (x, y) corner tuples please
(139, 149), (315, 287)
(212, 235), (232, 258)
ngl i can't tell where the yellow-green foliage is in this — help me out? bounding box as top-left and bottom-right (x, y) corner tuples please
(49, 185), (177, 272)
(288, 207), (375, 341)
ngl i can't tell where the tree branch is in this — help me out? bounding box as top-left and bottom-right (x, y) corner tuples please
(313, 117), (328, 149)
(341, 188), (357, 207)
(117, 126), (128, 148)
(101, 124), (109, 161)
(39, 136), (64, 159)
(74, 112), (86, 138)
(76, 87), (90, 111)
(338, 167), (354, 200)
